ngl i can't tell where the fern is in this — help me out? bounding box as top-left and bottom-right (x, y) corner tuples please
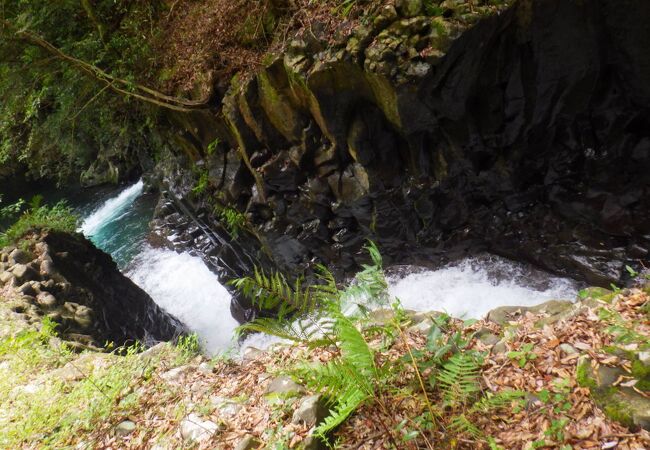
(336, 316), (376, 378)
(232, 266), (331, 343)
(438, 353), (481, 408)
(469, 390), (525, 414)
(343, 241), (389, 307)
(315, 387), (368, 438)
(449, 414), (482, 439)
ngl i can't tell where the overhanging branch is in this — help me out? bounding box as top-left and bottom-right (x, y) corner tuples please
(1, 19), (210, 112)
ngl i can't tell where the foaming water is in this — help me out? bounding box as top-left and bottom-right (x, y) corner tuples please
(127, 245), (238, 353)
(388, 254), (578, 319)
(241, 255), (578, 353)
(79, 180), (144, 238)
(77, 181), (579, 355)
(78, 180), (237, 353)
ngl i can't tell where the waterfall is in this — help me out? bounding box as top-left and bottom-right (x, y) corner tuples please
(127, 246), (238, 352)
(78, 180), (237, 354)
(79, 180), (144, 238)
(78, 181), (578, 355)
(388, 254), (578, 319)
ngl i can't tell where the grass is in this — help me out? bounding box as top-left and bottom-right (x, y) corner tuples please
(0, 200), (78, 249)
(0, 315), (200, 449)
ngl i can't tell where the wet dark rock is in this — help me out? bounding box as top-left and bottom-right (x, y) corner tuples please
(149, 0), (650, 322)
(37, 231), (185, 347)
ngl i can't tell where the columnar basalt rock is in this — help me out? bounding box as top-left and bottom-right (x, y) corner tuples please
(0, 231), (185, 350)
(151, 0), (650, 321)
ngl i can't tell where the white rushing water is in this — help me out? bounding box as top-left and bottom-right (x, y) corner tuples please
(242, 255), (579, 351)
(127, 246), (238, 353)
(79, 179), (237, 354)
(388, 255), (578, 319)
(79, 181), (578, 355)
(79, 180), (144, 237)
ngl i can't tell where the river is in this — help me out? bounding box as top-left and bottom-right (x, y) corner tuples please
(77, 180), (578, 354)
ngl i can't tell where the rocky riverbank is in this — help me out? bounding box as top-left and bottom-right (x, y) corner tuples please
(1, 258), (649, 448)
(0, 230), (185, 350)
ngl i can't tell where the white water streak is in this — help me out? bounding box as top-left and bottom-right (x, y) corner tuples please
(127, 245), (238, 353)
(79, 180), (144, 237)
(388, 255), (578, 319)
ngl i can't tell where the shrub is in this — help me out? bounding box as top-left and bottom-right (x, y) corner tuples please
(0, 199), (78, 248)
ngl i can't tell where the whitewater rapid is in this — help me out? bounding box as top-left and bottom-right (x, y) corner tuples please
(79, 180), (578, 355)
(79, 180), (237, 354)
(79, 180), (144, 238)
(127, 246), (238, 352)
(388, 255), (578, 319)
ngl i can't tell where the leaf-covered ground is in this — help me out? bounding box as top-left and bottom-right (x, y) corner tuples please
(2, 281), (649, 449)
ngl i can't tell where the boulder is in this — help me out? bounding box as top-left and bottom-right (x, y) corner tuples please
(0, 271), (14, 285)
(292, 395), (328, 427)
(115, 420), (136, 436)
(487, 300), (574, 326)
(9, 248), (32, 265)
(179, 413), (220, 443)
(161, 365), (194, 383)
(396, 0), (422, 18)
(211, 396), (243, 418)
(36, 292), (58, 308)
(40, 259), (55, 277)
(265, 376), (306, 397)
(235, 434), (261, 450)
(11, 264), (38, 283)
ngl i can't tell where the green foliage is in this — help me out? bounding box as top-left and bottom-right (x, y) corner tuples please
(0, 195), (26, 221)
(0, 199), (78, 248)
(335, 0), (358, 17)
(192, 169), (210, 195)
(0, 316), (155, 448)
(175, 333), (201, 363)
(597, 307), (650, 348)
(507, 343), (538, 368)
(233, 242), (523, 446)
(0, 1), (163, 184)
(207, 137), (221, 156)
(219, 206), (247, 239)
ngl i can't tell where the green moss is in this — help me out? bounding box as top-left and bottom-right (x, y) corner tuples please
(632, 360), (650, 391)
(0, 201), (78, 248)
(576, 359), (597, 389)
(598, 391), (635, 429)
(603, 345), (636, 360)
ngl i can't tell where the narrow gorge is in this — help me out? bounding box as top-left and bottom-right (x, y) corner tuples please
(0, 0), (649, 448)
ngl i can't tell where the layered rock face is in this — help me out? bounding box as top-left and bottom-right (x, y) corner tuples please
(0, 231), (185, 349)
(152, 0), (650, 321)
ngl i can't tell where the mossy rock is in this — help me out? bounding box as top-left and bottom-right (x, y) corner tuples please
(577, 286), (616, 305)
(577, 357), (650, 431)
(486, 300), (574, 326)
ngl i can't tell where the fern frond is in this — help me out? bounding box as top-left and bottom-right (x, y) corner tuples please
(469, 390), (525, 414)
(438, 353), (481, 407)
(336, 316), (376, 377)
(449, 414), (482, 439)
(314, 387), (368, 438)
(236, 318), (305, 343)
(337, 241), (389, 310)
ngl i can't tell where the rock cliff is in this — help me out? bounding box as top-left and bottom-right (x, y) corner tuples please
(0, 230), (185, 349)
(150, 0), (650, 321)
